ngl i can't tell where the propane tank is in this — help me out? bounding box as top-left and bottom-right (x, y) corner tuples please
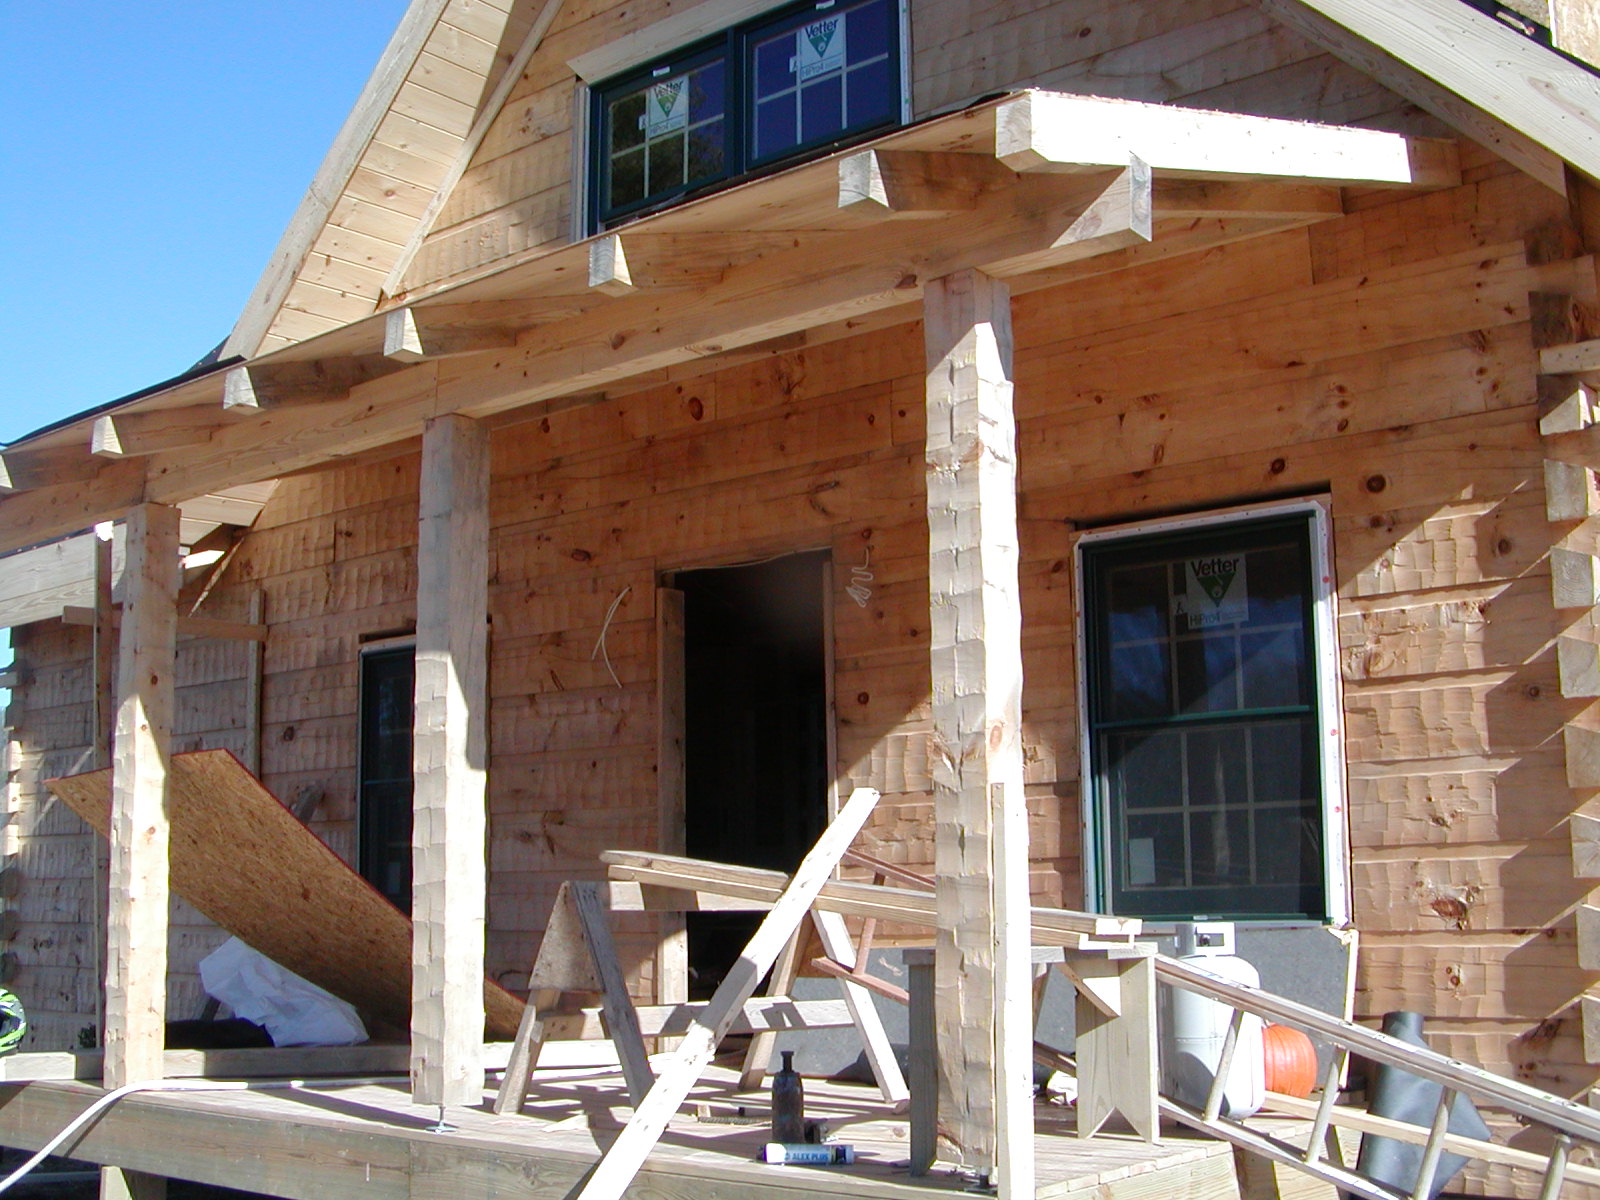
(1160, 922), (1265, 1118)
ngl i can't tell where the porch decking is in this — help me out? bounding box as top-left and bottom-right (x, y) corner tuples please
(0, 1061), (1238, 1200)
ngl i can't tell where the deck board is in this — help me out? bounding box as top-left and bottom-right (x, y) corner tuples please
(0, 1063), (1239, 1200)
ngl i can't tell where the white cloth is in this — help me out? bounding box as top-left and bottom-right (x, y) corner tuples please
(198, 937), (367, 1047)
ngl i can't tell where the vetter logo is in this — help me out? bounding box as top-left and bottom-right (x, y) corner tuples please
(1183, 553), (1248, 627)
(798, 17), (846, 80)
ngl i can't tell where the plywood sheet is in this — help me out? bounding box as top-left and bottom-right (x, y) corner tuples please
(47, 749), (523, 1041)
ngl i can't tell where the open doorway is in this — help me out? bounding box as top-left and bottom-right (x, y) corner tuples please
(671, 550), (831, 995)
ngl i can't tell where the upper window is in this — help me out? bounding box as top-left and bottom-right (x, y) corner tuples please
(1079, 507), (1346, 923)
(591, 0), (902, 228)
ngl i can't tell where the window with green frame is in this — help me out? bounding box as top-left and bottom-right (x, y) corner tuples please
(590, 0), (902, 228)
(1081, 512), (1332, 921)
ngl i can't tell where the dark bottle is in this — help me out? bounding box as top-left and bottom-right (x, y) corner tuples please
(771, 1050), (805, 1143)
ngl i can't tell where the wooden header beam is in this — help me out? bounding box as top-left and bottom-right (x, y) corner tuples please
(996, 92), (1461, 188)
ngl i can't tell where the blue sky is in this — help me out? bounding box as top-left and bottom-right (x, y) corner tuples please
(0, 2), (410, 444)
(0, 3), (410, 681)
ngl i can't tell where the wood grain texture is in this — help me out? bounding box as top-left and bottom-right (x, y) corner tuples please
(924, 269), (1034, 1194)
(105, 503), (179, 1090)
(48, 750), (523, 1043)
(411, 414), (490, 1106)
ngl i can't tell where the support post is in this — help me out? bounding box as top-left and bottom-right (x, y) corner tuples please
(102, 504), (178, 1200)
(411, 414), (489, 1108)
(654, 587), (688, 1050)
(923, 269), (1034, 1196)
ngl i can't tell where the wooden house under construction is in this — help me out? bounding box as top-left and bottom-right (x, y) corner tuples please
(5, 0), (1600, 1195)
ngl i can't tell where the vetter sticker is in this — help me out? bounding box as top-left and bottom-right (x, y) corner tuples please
(1180, 553), (1249, 628)
(797, 16), (846, 81)
(645, 78), (688, 137)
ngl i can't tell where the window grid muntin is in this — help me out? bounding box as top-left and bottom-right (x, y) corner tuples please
(590, 0), (900, 229)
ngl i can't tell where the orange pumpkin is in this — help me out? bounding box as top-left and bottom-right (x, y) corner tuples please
(1262, 1023), (1318, 1098)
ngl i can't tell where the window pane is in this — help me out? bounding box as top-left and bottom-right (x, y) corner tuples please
(1109, 729), (1182, 811)
(1240, 626), (1306, 708)
(1175, 633), (1241, 714)
(688, 121), (725, 180)
(690, 61), (725, 123)
(1125, 812), (1188, 890)
(846, 58), (894, 126)
(648, 133), (686, 193)
(848, 0), (892, 60)
(1184, 725), (1248, 810)
(609, 92), (646, 152)
(753, 31), (794, 96)
(799, 73), (844, 143)
(608, 148), (646, 209)
(754, 91), (798, 160)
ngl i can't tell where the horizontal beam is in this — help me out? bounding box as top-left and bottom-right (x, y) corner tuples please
(601, 849), (1141, 942)
(838, 149), (1015, 218)
(1151, 179), (1344, 220)
(1543, 338), (1600, 374)
(91, 410), (218, 459)
(540, 997), (856, 1041)
(383, 306), (518, 363)
(995, 91), (1460, 188)
(60, 606), (268, 642)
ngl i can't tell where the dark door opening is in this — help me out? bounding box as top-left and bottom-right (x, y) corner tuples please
(676, 550), (830, 996)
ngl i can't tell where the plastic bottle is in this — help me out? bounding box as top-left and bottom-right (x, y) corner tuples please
(770, 1049), (804, 1143)
(1160, 922), (1265, 1118)
(762, 1143), (855, 1165)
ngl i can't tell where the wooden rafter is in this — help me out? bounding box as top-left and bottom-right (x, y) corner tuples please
(0, 93), (1463, 556)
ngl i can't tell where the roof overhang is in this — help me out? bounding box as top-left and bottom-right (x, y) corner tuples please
(0, 90), (1461, 560)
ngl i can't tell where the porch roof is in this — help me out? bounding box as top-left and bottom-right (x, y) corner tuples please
(0, 90), (1458, 559)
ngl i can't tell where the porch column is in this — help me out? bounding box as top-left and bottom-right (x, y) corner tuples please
(105, 503), (179, 1088)
(102, 504), (179, 1200)
(923, 269), (1034, 1196)
(411, 413), (489, 1107)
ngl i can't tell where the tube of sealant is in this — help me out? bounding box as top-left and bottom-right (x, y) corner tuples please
(761, 1143), (855, 1165)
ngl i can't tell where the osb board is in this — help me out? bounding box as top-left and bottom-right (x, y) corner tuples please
(47, 749), (524, 1040)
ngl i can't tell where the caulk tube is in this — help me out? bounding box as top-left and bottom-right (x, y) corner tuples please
(762, 1143), (855, 1165)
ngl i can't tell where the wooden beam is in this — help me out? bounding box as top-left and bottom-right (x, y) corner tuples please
(1560, 636), (1600, 697)
(540, 997), (856, 1041)
(1254, 0), (1597, 194)
(223, 360), (384, 412)
(383, 0), (568, 296)
(410, 413), (489, 1109)
(1547, 458), (1600, 521)
(1552, 546), (1600, 609)
(1151, 178), (1344, 220)
(572, 787), (881, 1200)
(1539, 376), (1598, 435)
(1248, 0), (1561, 195)
(223, 0), (480, 357)
(1543, 339), (1600, 375)
(90, 410), (217, 460)
(923, 269), (1033, 1196)
(838, 149), (1013, 218)
(1573, 811), (1600, 878)
(61, 607), (268, 643)
(983, 161), (1153, 278)
(382, 307), (517, 363)
(588, 235), (635, 295)
(995, 92), (1460, 188)
(105, 503), (180, 1090)
(601, 850), (1140, 941)
(1566, 726), (1600, 789)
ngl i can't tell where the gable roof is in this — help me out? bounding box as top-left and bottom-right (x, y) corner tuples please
(223, 0), (540, 359)
(223, 0), (1600, 362)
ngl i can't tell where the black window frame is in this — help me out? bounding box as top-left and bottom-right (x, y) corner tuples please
(1080, 510), (1335, 923)
(357, 643), (415, 914)
(589, 0), (903, 230)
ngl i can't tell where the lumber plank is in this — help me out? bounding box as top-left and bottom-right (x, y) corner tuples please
(60, 607), (267, 643)
(994, 91), (1460, 188)
(924, 268), (1033, 1194)
(600, 850), (1139, 940)
(571, 785), (881, 1200)
(47, 751), (525, 1044)
(1543, 338), (1600, 375)
(410, 413), (489, 1107)
(539, 997), (856, 1040)
(91, 411), (218, 460)
(105, 503), (180, 1090)
(812, 908), (909, 1104)
(1573, 811), (1600, 878)
(569, 880), (654, 1107)
(1551, 547), (1600, 610)
(588, 236), (634, 295)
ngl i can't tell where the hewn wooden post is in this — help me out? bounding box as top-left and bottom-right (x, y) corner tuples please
(923, 269), (1034, 1196)
(102, 503), (179, 1200)
(411, 413), (489, 1107)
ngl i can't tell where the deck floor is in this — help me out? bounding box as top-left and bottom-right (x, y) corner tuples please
(0, 1059), (1240, 1200)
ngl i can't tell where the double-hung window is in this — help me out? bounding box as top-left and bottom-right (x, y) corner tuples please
(591, 0), (903, 228)
(1078, 504), (1347, 922)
